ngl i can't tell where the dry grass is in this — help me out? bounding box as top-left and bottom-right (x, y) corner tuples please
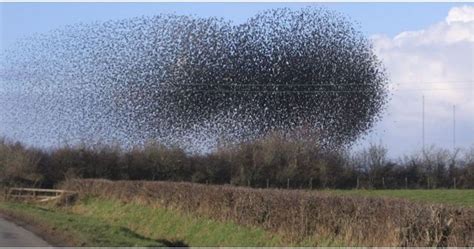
(61, 179), (474, 246)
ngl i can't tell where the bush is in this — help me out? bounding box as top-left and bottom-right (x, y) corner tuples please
(0, 138), (44, 187)
(62, 179), (474, 246)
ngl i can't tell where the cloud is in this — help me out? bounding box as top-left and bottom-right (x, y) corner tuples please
(446, 5), (474, 24)
(365, 5), (474, 156)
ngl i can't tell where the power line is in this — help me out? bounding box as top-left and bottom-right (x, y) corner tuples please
(394, 80), (474, 85)
(132, 80), (474, 87)
(393, 87), (474, 91)
(151, 87), (474, 93)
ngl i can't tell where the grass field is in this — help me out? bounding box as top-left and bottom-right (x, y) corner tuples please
(325, 189), (474, 207)
(0, 198), (340, 247)
(1, 185), (473, 246)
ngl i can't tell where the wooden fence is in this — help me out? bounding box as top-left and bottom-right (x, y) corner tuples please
(5, 187), (77, 203)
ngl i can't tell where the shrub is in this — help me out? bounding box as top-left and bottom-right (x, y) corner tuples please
(0, 139), (43, 186)
(62, 179), (474, 246)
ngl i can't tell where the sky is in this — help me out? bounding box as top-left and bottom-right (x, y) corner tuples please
(0, 2), (468, 49)
(0, 2), (473, 157)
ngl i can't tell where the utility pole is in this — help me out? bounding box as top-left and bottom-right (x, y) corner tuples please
(452, 105), (457, 176)
(453, 105), (456, 152)
(422, 95), (425, 152)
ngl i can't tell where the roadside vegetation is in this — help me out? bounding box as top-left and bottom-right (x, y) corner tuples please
(0, 198), (290, 247)
(60, 179), (474, 247)
(1, 134), (473, 246)
(1, 179), (472, 246)
(0, 201), (163, 246)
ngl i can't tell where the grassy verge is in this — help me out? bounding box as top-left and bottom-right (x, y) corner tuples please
(0, 201), (166, 246)
(325, 189), (474, 207)
(8, 189), (471, 247)
(0, 198), (300, 247)
(71, 197), (287, 246)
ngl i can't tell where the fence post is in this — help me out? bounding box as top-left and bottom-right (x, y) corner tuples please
(247, 179), (250, 187)
(5, 188), (11, 201)
(453, 177), (456, 189)
(309, 177), (313, 190)
(405, 177), (408, 189)
(266, 179), (269, 189)
(287, 178), (290, 189)
(427, 177), (430, 189)
(356, 176), (360, 189)
(382, 177), (385, 189)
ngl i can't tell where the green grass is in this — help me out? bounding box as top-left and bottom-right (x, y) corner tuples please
(71, 197), (285, 246)
(0, 197), (344, 246)
(0, 201), (165, 246)
(0, 198), (293, 246)
(2, 190), (471, 247)
(325, 189), (474, 207)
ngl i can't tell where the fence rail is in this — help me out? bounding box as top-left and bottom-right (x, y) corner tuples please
(6, 187), (76, 203)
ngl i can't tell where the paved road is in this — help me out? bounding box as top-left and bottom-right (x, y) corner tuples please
(0, 217), (50, 246)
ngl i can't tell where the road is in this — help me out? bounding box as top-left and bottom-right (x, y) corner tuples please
(0, 217), (50, 246)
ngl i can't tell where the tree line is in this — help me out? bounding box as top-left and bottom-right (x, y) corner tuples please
(1, 134), (473, 189)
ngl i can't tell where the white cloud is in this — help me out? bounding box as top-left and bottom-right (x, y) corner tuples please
(366, 5), (474, 156)
(446, 5), (474, 24)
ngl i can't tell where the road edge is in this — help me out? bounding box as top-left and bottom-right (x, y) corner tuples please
(0, 205), (77, 247)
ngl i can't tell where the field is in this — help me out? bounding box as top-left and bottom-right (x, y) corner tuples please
(1, 180), (473, 247)
(326, 189), (474, 207)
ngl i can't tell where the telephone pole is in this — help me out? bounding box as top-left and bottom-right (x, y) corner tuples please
(453, 105), (456, 152)
(422, 95), (425, 152)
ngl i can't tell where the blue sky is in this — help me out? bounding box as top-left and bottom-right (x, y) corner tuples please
(0, 3), (466, 49)
(0, 3), (473, 157)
